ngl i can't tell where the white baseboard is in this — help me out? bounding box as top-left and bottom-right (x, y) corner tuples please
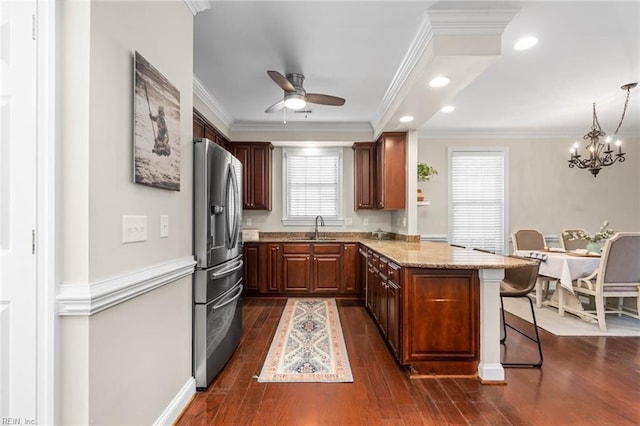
(154, 376), (196, 426)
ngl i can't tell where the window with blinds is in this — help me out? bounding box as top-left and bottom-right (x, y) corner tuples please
(282, 147), (343, 224)
(448, 149), (508, 254)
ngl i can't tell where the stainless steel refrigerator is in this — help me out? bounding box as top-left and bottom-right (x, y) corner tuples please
(193, 138), (243, 391)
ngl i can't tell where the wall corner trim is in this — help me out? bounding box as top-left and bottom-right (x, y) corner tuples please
(154, 377), (196, 426)
(57, 256), (196, 316)
(184, 0), (210, 16)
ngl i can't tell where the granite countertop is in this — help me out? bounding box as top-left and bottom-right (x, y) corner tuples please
(249, 233), (532, 270)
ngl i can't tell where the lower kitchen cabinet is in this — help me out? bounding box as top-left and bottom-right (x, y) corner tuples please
(243, 243), (260, 292)
(313, 243), (341, 293)
(341, 243), (359, 294)
(282, 244), (312, 293)
(401, 268), (480, 376)
(243, 242), (363, 297)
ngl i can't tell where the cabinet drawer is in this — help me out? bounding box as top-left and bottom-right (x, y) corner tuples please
(283, 243), (312, 254)
(388, 262), (401, 283)
(378, 256), (389, 276)
(314, 243), (341, 254)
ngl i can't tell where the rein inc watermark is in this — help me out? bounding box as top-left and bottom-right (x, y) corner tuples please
(1, 418), (36, 425)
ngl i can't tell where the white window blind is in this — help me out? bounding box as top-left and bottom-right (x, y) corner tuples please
(283, 148), (342, 223)
(449, 150), (507, 253)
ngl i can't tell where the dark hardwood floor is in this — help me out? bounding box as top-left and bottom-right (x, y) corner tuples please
(176, 298), (640, 425)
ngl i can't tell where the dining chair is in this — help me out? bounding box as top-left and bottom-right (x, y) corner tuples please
(511, 229), (547, 250)
(511, 229), (553, 307)
(560, 229), (589, 251)
(499, 256), (544, 368)
(573, 232), (640, 331)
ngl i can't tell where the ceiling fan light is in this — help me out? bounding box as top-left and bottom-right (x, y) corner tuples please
(284, 94), (306, 110)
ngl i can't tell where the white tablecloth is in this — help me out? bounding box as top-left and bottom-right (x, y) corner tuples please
(513, 250), (601, 292)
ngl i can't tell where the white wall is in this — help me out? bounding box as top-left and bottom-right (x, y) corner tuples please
(417, 137), (640, 242)
(61, 1), (193, 424)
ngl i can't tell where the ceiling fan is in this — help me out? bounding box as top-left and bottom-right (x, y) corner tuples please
(264, 70), (346, 113)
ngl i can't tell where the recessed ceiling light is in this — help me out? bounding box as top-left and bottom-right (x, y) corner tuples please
(514, 36), (538, 51)
(441, 105), (455, 113)
(399, 115), (414, 123)
(429, 76), (450, 88)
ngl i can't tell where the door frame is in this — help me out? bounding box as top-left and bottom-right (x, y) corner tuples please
(35, 1), (58, 424)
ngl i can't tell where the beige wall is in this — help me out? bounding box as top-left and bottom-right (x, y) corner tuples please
(417, 136), (640, 243)
(241, 145), (394, 233)
(61, 1), (193, 424)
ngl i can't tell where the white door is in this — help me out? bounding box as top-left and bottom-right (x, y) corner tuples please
(0, 0), (38, 420)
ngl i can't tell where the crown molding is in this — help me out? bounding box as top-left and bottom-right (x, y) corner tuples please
(427, 9), (519, 35)
(193, 74), (232, 129)
(231, 120), (373, 134)
(57, 257), (196, 316)
(184, 0), (210, 16)
(418, 128), (640, 139)
(372, 13), (434, 133)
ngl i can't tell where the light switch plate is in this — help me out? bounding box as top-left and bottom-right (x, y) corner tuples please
(160, 215), (169, 238)
(122, 215), (147, 243)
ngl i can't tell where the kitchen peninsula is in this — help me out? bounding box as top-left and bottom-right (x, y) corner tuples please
(243, 235), (532, 383)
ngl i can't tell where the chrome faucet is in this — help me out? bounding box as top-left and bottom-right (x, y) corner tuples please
(314, 215), (325, 240)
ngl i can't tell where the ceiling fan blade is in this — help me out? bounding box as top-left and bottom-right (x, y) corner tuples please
(305, 93), (345, 106)
(265, 99), (286, 113)
(267, 70), (295, 92)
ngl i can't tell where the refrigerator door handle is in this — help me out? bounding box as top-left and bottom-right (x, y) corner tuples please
(213, 282), (243, 310)
(211, 259), (244, 279)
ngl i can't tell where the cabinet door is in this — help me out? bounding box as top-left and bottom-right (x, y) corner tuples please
(387, 279), (400, 358)
(204, 125), (217, 142)
(366, 259), (378, 318)
(341, 243), (359, 294)
(376, 133), (406, 210)
(250, 144), (272, 210)
(313, 254), (341, 293)
(231, 145), (252, 208)
(243, 244), (260, 291)
(282, 254), (312, 292)
(353, 143), (376, 210)
(265, 244), (281, 292)
(402, 269), (479, 365)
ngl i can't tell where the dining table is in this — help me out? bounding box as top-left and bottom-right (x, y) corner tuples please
(513, 249), (601, 320)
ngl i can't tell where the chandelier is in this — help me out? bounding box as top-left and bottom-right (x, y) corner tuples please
(568, 82), (637, 177)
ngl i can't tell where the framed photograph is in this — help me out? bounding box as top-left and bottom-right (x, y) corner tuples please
(133, 51), (181, 191)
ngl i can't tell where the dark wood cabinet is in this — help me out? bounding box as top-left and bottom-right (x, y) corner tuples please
(264, 243), (281, 292)
(312, 244), (342, 293)
(193, 110), (228, 147)
(353, 143), (377, 210)
(376, 132), (406, 210)
(282, 244), (312, 293)
(401, 268), (480, 376)
(243, 243), (260, 292)
(353, 133), (406, 211)
(341, 243), (359, 294)
(228, 142), (273, 210)
(386, 262), (401, 357)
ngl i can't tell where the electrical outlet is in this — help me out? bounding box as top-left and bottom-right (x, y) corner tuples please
(402, 217), (407, 227)
(160, 215), (169, 238)
(345, 217), (352, 225)
(246, 218), (253, 226)
(122, 215), (147, 243)
(363, 218), (369, 226)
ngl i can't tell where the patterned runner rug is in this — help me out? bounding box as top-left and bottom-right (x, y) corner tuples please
(257, 298), (353, 383)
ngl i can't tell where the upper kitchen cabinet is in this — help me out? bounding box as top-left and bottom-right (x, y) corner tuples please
(353, 132), (406, 211)
(353, 142), (377, 210)
(193, 110), (228, 147)
(228, 142), (274, 210)
(376, 132), (406, 210)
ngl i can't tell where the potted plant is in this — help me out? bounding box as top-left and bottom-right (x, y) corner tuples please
(417, 162), (438, 182)
(417, 162), (438, 201)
